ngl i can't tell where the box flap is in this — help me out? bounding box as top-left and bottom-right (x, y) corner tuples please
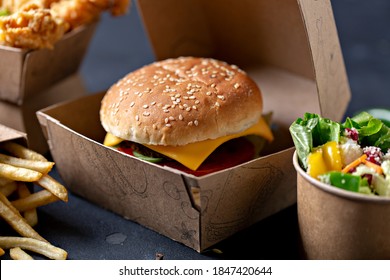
(298, 0), (351, 121)
(137, 0), (350, 122)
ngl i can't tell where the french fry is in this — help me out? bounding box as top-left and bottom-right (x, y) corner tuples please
(17, 183), (38, 227)
(10, 247), (34, 260)
(0, 153), (54, 174)
(35, 175), (68, 202)
(0, 181), (18, 197)
(0, 237), (67, 260)
(11, 189), (59, 212)
(0, 141), (48, 162)
(0, 140), (69, 261)
(0, 163), (43, 182)
(0, 193), (47, 242)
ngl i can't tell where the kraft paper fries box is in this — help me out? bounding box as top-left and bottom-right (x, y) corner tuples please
(0, 124), (27, 147)
(37, 0), (351, 252)
(0, 23), (96, 105)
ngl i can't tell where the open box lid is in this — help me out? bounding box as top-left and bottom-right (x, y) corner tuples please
(136, 0), (351, 126)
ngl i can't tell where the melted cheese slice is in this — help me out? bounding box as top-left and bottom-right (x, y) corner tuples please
(104, 117), (273, 171)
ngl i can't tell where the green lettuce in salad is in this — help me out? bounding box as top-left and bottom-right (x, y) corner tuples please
(290, 111), (390, 196)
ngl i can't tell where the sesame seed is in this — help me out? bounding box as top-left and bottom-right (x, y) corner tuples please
(152, 124), (157, 130)
(215, 102), (220, 107)
(192, 105), (197, 110)
(143, 112), (150, 116)
(189, 96), (196, 100)
(165, 123), (172, 127)
(211, 74), (216, 78)
(135, 115), (139, 121)
(130, 102), (135, 107)
(179, 114), (184, 120)
(186, 107), (191, 112)
(151, 101), (156, 105)
(195, 100), (200, 104)
(194, 120), (199, 126)
(206, 92), (212, 96)
(188, 121), (193, 126)
(211, 83), (216, 88)
(234, 83), (240, 89)
(165, 118), (169, 123)
(217, 95), (225, 100)
(163, 109), (170, 113)
(143, 104), (149, 109)
(169, 116), (175, 121)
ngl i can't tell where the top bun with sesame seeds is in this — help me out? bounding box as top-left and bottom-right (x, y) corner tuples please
(100, 56), (264, 146)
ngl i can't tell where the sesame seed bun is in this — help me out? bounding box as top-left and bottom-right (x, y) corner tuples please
(100, 57), (263, 146)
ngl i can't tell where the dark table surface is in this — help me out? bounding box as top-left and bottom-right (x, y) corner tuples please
(2, 0), (389, 260)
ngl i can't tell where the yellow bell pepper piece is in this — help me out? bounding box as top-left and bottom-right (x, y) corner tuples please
(322, 141), (342, 171)
(307, 149), (328, 180)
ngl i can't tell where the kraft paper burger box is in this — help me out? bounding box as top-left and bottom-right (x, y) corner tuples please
(0, 23), (96, 105)
(36, 0), (351, 252)
(0, 74), (87, 155)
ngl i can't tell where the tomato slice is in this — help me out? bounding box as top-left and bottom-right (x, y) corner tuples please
(117, 146), (134, 156)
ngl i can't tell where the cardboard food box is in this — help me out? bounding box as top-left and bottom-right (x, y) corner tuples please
(37, 0), (351, 252)
(293, 152), (390, 259)
(0, 74), (86, 155)
(0, 124), (27, 147)
(0, 23), (96, 106)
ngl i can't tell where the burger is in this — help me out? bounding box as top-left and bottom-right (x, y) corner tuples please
(100, 57), (273, 176)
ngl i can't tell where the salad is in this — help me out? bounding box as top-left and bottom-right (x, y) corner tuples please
(290, 111), (390, 196)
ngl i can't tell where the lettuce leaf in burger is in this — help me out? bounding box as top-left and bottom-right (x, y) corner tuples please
(100, 57), (273, 176)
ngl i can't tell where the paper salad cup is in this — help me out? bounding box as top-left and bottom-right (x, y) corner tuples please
(293, 151), (390, 259)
